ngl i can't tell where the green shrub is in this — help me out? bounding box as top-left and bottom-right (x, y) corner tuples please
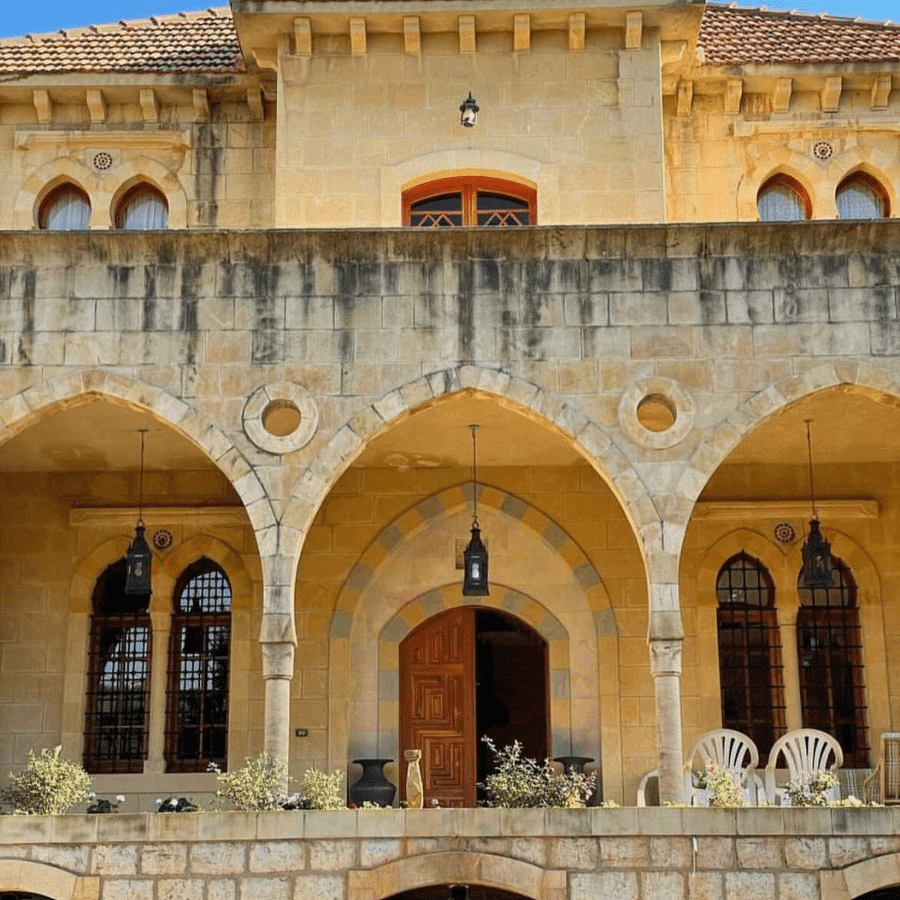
(211, 753), (285, 811)
(480, 737), (595, 808)
(2, 746), (91, 815)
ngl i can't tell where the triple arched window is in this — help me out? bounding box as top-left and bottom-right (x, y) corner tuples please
(403, 176), (536, 227)
(716, 552), (868, 764)
(84, 557), (231, 774)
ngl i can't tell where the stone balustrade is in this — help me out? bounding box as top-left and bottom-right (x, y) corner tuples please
(0, 808), (898, 900)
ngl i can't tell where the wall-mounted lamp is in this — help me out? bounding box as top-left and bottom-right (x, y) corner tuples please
(459, 92), (479, 127)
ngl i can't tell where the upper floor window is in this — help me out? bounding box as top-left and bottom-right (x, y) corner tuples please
(797, 557), (868, 766)
(404, 177), (536, 227)
(757, 176), (810, 222)
(836, 174), (888, 219)
(116, 184), (169, 230)
(165, 558), (231, 772)
(39, 183), (91, 230)
(716, 552), (785, 758)
(84, 559), (151, 773)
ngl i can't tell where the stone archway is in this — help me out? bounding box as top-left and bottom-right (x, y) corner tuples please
(398, 605), (549, 807)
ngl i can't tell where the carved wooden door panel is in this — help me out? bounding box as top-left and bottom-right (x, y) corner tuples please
(400, 607), (476, 807)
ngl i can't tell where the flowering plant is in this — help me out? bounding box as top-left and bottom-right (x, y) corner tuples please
(785, 771), (837, 807)
(86, 793), (126, 814)
(703, 761), (745, 808)
(480, 737), (595, 808)
(1, 746), (91, 815)
(211, 754), (346, 811)
(156, 797), (198, 813)
(210, 753), (286, 811)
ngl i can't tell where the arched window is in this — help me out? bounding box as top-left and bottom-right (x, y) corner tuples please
(404, 177), (536, 227)
(115, 184), (169, 230)
(797, 557), (869, 766)
(716, 553), (785, 757)
(757, 176), (810, 222)
(165, 558), (231, 771)
(84, 559), (151, 773)
(836, 173), (888, 219)
(39, 183), (91, 230)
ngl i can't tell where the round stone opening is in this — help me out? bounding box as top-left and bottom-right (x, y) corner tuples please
(636, 393), (677, 432)
(262, 399), (302, 437)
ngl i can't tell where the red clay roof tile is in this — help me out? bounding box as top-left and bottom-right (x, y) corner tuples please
(0, 7), (242, 74)
(699, 3), (900, 65)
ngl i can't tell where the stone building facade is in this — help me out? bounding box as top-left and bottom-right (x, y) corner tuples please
(0, 0), (899, 898)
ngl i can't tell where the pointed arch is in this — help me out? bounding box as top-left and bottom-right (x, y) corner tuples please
(0, 371), (275, 543)
(679, 364), (900, 509)
(295, 365), (653, 574)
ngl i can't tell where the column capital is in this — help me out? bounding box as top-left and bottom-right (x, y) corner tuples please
(649, 637), (683, 678)
(261, 640), (295, 680)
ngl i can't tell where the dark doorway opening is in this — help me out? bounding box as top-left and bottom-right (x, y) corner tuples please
(386, 886), (532, 900)
(399, 606), (548, 807)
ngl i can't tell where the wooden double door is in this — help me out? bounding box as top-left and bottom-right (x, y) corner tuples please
(399, 606), (548, 807)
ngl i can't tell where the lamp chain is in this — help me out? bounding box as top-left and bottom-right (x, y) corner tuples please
(138, 428), (147, 526)
(470, 424), (479, 526)
(805, 418), (817, 520)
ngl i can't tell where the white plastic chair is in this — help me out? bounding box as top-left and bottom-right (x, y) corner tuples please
(764, 728), (844, 806)
(636, 769), (659, 806)
(863, 732), (900, 804)
(683, 728), (760, 806)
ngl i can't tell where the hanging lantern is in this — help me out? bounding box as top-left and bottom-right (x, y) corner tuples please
(799, 419), (833, 589)
(463, 522), (489, 596)
(462, 424), (489, 597)
(125, 522), (153, 596)
(801, 517), (833, 589)
(125, 429), (153, 597)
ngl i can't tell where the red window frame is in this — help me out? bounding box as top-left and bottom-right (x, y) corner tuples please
(403, 176), (537, 227)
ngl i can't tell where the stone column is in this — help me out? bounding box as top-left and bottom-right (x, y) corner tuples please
(650, 637), (684, 805)
(259, 564), (297, 788)
(261, 640), (295, 773)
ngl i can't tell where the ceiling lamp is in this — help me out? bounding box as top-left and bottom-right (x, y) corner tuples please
(459, 92), (479, 127)
(124, 428), (152, 597)
(800, 418), (833, 589)
(462, 425), (489, 596)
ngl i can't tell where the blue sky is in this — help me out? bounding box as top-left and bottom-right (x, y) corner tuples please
(0, 0), (895, 38)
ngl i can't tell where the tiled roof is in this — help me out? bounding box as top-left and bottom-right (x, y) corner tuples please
(699, 3), (900, 65)
(0, 7), (242, 74)
(0, 2), (899, 74)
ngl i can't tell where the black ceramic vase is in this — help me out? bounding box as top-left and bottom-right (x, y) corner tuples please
(349, 758), (396, 807)
(553, 755), (596, 805)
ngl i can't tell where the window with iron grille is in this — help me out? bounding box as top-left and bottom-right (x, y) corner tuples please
(716, 553), (785, 759)
(84, 559), (151, 774)
(797, 557), (869, 767)
(165, 558), (231, 772)
(404, 177), (536, 227)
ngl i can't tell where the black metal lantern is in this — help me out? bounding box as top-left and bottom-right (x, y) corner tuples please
(801, 517), (833, 589)
(459, 92), (479, 127)
(462, 425), (489, 597)
(800, 419), (833, 589)
(125, 522), (152, 596)
(125, 429), (153, 597)
(463, 522), (489, 596)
